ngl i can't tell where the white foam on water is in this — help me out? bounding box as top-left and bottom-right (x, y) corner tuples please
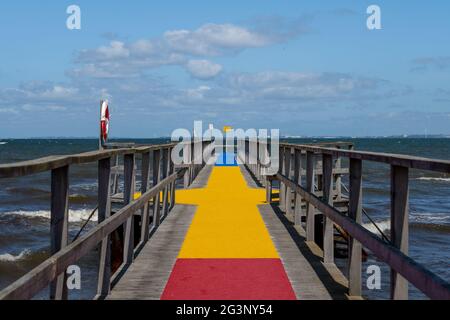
(410, 212), (450, 224)
(1, 208), (98, 222)
(415, 177), (450, 182)
(363, 219), (390, 235)
(0, 142), (8, 145)
(0, 249), (30, 262)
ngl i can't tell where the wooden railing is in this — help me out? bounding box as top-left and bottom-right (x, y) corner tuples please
(242, 140), (450, 300)
(0, 141), (212, 300)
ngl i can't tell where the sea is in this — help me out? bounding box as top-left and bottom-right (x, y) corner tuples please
(0, 138), (449, 300)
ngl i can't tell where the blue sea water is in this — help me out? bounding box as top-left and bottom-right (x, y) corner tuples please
(0, 138), (449, 299)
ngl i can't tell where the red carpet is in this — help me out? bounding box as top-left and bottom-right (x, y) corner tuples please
(161, 258), (296, 300)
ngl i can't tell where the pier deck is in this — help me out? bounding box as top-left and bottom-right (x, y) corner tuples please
(109, 161), (349, 300)
(1, 141), (449, 300)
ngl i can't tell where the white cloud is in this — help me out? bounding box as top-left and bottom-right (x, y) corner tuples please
(185, 60), (222, 79)
(71, 21), (304, 79)
(164, 23), (271, 56)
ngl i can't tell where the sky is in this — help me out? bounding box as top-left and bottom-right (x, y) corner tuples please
(0, 0), (450, 138)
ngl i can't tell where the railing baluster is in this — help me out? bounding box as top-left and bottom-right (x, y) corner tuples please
(293, 149), (303, 226)
(348, 158), (362, 297)
(183, 142), (190, 188)
(390, 165), (409, 300)
(152, 149), (162, 227)
(97, 157), (112, 299)
(285, 147), (293, 218)
(161, 148), (170, 218)
(169, 147), (176, 209)
(322, 154), (334, 264)
(305, 151), (315, 242)
(279, 146), (286, 211)
(50, 165), (69, 300)
(140, 152), (151, 243)
(123, 153), (135, 265)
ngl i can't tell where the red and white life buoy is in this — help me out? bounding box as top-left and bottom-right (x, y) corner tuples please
(100, 100), (110, 143)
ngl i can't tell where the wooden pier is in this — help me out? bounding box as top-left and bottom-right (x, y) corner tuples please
(0, 139), (449, 300)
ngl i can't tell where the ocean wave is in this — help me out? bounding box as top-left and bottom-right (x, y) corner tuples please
(0, 208), (98, 223)
(0, 142), (8, 145)
(362, 213), (450, 236)
(415, 177), (450, 182)
(0, 249), (30, 262)
(363, 219), (390, 235)
(410, 212), (450, 224)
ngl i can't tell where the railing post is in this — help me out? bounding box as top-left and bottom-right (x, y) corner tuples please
(348, 158), (362, 297)
(152, 149), (162, 227)
(97, 157), (112, 299)
(322, 154), (334, 264)
(305, 151), (315, 242)
(334, 146), (343, 201)
(123, 153), (135, 265)
(279, 146), (286, 211)
(390, 165), (409, 300)
(183, 142), (190, 188)
(284, 147), (293, 218)
(293, 149), (303, 226)
(50, 165), (69, 300)
(161, 148), (170, 218)
(169, 147), (176, 209)
(140, 151), (151, 243)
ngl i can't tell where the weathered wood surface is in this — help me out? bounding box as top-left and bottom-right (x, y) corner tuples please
(276, 172), (450, 300)
(258, 204), (349, 300)
(279, 143), (450, 173)
(0, 170), (181, 300)
(0, 143), (178, 178)
(107, 205), (196, 299)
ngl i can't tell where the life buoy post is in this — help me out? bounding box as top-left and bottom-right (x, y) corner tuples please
(99, 100), (110, 149)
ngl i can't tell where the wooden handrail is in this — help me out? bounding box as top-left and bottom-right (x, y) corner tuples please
(0, 143), (178, 179)
(246, 139), (450, 299)
(0, 169), (184, 300)
(277, 172), (450, 300)
(279, 143), (450, 173)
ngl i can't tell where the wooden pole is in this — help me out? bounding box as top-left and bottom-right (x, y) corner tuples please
(140, 152), (151, 243)
(390, 165), (409, 300)
(322, 154), (334, 264)
(122, 153), (135, 265)
(305, 151), (315, 242)
(96, 157), (111, 299)
(50, 165), (69, 300)
(293, 149), (303, 226)
(348, 158), (362, 297)
(152, 149), (162, 227)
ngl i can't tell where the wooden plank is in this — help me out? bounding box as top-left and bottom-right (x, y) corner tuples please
(279, 143), (450, 174)
(284, 147), (293, 217)
(0, 143), (178, 179)
(258, 204), (348, 300)
(108, 205), (196, 299)
(390, 165), (409, 300)
(293, 149), (303, 226)
(305, 151), (315, 242)
(50, 165), (69, 300)
(0, 170), (183, 300)
(140, 152), (151, 244)
(152, 149), (162, 227)
(123, 153), (135, 265)
(322, 154), (334, 264)
(279, 147), (286, 211)
(96, 157), (112, 299)
(348, 158), (362, 297)
(161, 148), (170, 218)
(276, 171), (450, 300)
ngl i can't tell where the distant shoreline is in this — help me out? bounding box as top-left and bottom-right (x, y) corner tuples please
(1, 135), (450, 140)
